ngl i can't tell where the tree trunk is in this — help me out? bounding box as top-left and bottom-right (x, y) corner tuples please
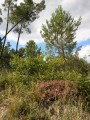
(61, 45), (65, 60)
(1, 18), (23, 42)
(0, 6), (10, 58)
(60, 33), (66, 60)
(0, 11), (31, 58)
(16, 23), (22, 53)
(0, 18), (24, 59)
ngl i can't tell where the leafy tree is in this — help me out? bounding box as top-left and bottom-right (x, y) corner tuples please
(41, 6), (81, 59)
(25, 40), (41, 58)
(13, 24), (23, 53)
(10, 48), (15, 55)
(18, 47), (25, 58)
(9, 0), (45, 52)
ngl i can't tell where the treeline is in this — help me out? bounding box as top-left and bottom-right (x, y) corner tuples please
(0, 39), (41, 69)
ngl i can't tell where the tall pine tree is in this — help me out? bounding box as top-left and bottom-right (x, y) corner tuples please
(41, 6), (81, 59)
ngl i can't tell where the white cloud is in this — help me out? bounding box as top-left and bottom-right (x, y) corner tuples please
(61, 0), (90, 43)
(75, 29), (90, 43)
(79, 45), (90, 63)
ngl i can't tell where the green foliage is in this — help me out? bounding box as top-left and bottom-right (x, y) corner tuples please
(9, 0), (45, 52)
(25, 40), (41, 58)
(9, 0), (45, 24)
(0, 0), (45, 56)
(77, 77), (90, 108)
(10, 54), (89, 81)
(25, 56), (46, 75)
(10, 55), (26, 72)
(10, 55), (46, 76)
(17, 47), (25, 58)
(41, 5), (81, 59)
(65, 56), (89, 75)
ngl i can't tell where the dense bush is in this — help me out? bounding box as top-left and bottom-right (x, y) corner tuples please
(11, 55), (46, 75)
(65, 57), (89, 76)
(0, 52), (90, 119)
(77, 77), (90, 108)
(33, 80), (77, 108)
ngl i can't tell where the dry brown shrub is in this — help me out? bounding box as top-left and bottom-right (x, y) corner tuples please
(33, 80), (77, 108)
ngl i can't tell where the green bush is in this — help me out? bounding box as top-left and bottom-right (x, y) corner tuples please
(10, 55), (46, 76)
(65, 57), (89, 76)
(77, 77), (90, 108)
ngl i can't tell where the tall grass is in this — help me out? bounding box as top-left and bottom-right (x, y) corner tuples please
(3, 95), (90, 120)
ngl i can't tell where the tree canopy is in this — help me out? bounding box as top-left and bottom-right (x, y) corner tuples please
(9, 0), (45, 52)
(41, 6), (81, 59)
(25, 40), (41, 58)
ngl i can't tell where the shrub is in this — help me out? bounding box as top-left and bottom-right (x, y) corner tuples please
(77, 77), (90, 108)
(65, 57), (89, 76)
(33, 80), (77, 108)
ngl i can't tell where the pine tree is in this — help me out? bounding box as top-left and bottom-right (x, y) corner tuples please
(41, 6), (81, 59)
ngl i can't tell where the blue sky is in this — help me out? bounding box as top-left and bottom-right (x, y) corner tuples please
(0, 0), (90, 62)
(77, 39), (90, 47)
(1, 32), (90, 55)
